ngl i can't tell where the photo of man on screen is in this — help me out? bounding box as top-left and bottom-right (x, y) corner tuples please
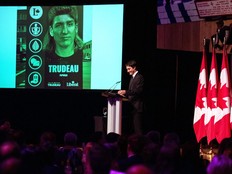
(43, 6), (83, 89)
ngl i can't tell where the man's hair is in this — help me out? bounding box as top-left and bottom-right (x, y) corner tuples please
(43, 6), (83, 57)
(64, 132), (78, 146)
(125, 60), (137, 68)
(47, 6), (78, 26)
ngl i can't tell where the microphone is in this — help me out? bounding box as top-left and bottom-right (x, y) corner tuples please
(115, 81), (121, 84)
(103, 81), (121, 97)
(109, 81), (121, 93)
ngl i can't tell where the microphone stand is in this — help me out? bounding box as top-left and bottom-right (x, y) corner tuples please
(102, 81), (121, 97)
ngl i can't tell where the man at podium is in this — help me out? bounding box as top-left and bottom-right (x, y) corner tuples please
(117, 60), (144, 134)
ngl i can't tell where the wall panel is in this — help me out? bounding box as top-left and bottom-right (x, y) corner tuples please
(157, 20), (232, 52)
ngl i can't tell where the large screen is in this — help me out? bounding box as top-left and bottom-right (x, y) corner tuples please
(0, 4), (124, 90)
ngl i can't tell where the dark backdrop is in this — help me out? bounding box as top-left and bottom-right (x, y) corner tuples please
(0, 0), (205, 144)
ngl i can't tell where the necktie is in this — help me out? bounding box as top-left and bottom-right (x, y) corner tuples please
(129, 77), (133, 90)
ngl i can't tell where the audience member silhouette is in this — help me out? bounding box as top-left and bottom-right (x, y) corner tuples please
(87, 131), (106, 144)
(142, 142), (160, 172)
(0, 140), (21, 161)
(154, 132), (182, 174)
(116, 134), (129, 161)
(145, 130), (161, 145)
(126, 164), (153, 174)
(207, 154), (232, 174)
(106, 132), (120, 144)
(85, 143), (113, 174)
(56, 131), (84, 174)
(180, 139), (206, 174)
(36, 131), (63, 174)
(117, 134), (146, 172)
(0, 120), (15, 143)
(217, 137), (232, 159)
(104, 141), (121, 172)
(0, 157), (24, 174)
(82, 141), (95, 174)
(163, 132), (180, 147)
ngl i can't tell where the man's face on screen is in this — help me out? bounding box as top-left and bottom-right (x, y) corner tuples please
(50, 14), (77, 50)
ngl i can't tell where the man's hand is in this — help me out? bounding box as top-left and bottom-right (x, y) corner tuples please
(118, 90), (126, 97)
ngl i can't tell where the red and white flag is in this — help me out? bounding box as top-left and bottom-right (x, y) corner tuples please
(205, 49), (218, 144)
(215, 48), (231, 143)
(193, 48), (208, 142)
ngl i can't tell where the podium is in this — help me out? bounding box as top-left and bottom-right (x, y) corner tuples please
(102, 92), (127, 135)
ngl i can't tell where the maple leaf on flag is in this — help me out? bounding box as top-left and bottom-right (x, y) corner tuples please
(218, 84), (230, 109)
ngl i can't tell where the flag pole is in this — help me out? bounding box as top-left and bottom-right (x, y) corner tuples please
(203, 37), (206, 48)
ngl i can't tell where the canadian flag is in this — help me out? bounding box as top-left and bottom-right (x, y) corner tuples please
(214, 47), (231, 143)
(193, 48), (207, 142)
(205, 49), (218, 144)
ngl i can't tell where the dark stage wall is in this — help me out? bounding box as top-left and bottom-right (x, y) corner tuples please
(0, 0), (206, 144)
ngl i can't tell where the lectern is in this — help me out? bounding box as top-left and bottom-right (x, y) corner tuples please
(102, 92), (126, 135)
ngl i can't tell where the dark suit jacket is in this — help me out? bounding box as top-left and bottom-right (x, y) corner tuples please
(126, 72), (144, 113)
